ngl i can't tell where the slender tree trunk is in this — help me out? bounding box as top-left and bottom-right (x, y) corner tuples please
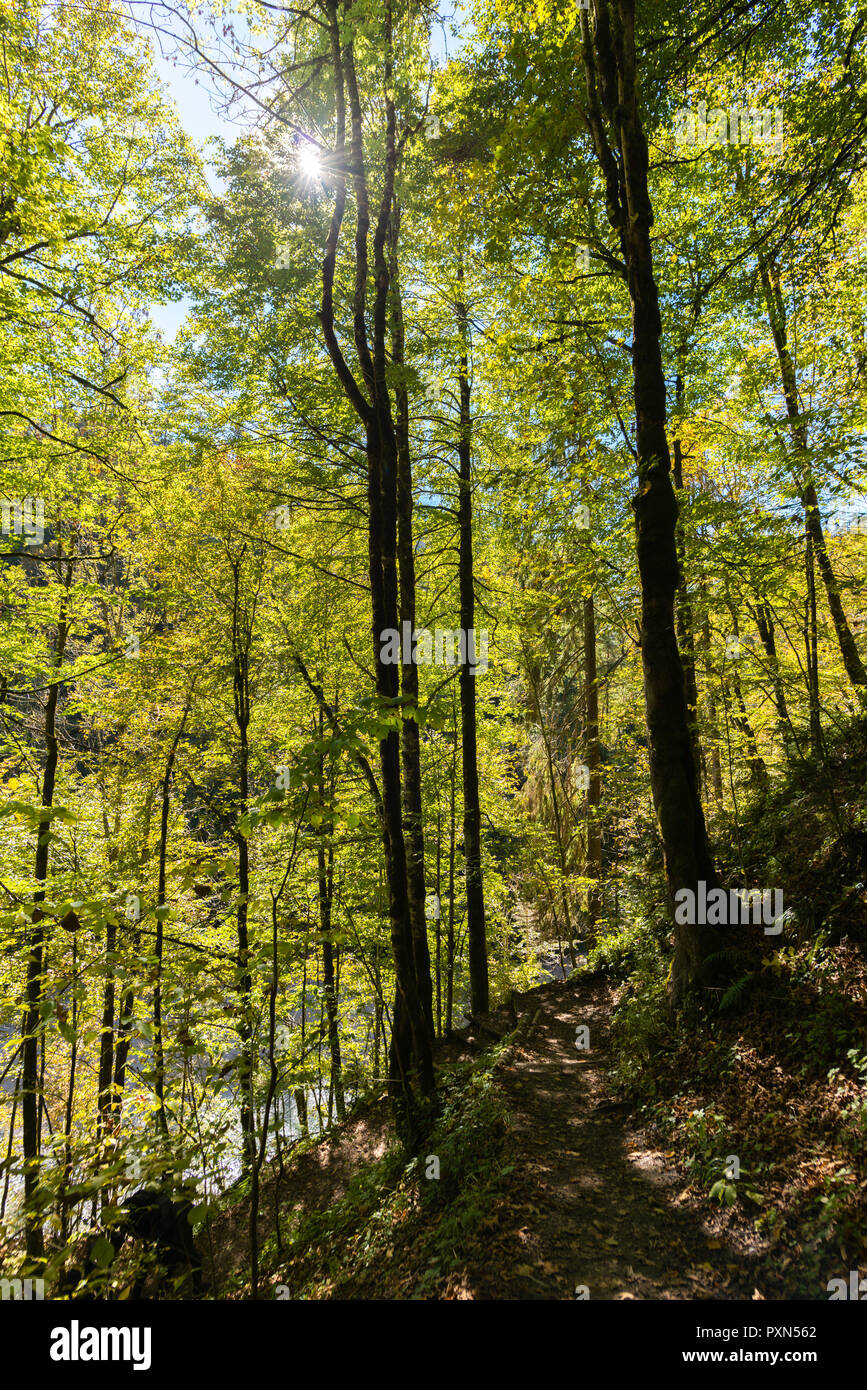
(672, 415), (702, 797)
(752, 601), (792, 752)
(251, 833), (302, 1296)
(580, 0), (719, 1004)
(317, 716), (345, 1121)
(701, 602), (724, 804)
(1, 1072), (20, 1223)
(319, 0), (433, 1131)
(153, 696), (192, 1144)
(96, 917), (117, 1147)
(446, 717), (457, 1036)
(230, 556), (256, 1176)
(59, 934), (78, 1241)
(389, 199), (435, 1041)
(22, 556), (70, 1258)
(97, 818), (121, 1152)
(372, 883), (381, 1083)
(435, 809), (442, 1038)
(758, 252), (867, 694)
(294, 923), (309, 1136)
(583, 591), (603, 933)
(805, 524), (822, 754)
(369, 415), (434, 1108)
(456, 278), (488, 1016)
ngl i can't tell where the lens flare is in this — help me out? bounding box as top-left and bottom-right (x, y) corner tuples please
(297, 144), (321, 180)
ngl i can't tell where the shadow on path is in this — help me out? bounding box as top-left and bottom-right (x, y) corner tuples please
(464, 976), (765, 1300)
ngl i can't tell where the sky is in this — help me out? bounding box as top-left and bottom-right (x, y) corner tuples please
(147, 4), (468, 342)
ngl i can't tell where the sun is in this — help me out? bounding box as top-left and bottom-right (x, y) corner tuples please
(297, 143), (321, 181)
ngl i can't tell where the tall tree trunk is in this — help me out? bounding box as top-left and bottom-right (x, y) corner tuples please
(758, 252), (867, 695)
(583, 590), (603, 933)
(96, 800), (122, 1156)
(372, 890), (382, 1085)
(805, 523), (822, 754)
(317, 714), (345, 1121)
(700, 602), (724, 804)
(59, 935), (78, 1241)
(456, 276), (488, 1016)
(1, 1073), (20, 1223)
(251, 832), (303, 1295)
(230, 553), (256, 1175)
(153, 696), (192, 1143)
(434, 808), (442, 1038)
(752, 601), (793, 753)
(96, 917), (117, 1148)
(672, 388), (702, 796)
(368, 416), (434, 1108)
(97, 811), (121, 1154)
(389, 199), (435, 1041)
(22, 554), (70, 1258)
(580, 0), (719, 1004)
(446, 708), (457, 1037)
(319, 0), (433, 1131)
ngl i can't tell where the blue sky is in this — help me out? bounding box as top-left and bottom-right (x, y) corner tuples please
(148, 5), (467, 342)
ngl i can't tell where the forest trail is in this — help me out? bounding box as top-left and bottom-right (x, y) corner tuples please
(211, 971), (770, 1300)
(455, 975), (763, 1301)
(207, 971), (789, 1301)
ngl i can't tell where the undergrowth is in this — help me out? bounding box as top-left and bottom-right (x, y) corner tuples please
(262, 1049), (513, 1299)
(576, 714), (867, 1296)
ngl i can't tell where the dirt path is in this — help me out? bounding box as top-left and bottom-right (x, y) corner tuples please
(463, 974), (763, 1300)
(208, 971), (768, 1300)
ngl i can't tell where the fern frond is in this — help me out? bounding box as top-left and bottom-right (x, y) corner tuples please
(718, 972), (756, 1013)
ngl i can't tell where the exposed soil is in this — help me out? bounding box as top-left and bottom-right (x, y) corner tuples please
(204, 1101), (392, 1297)
(458, 974), (764, 1299)
(208, 972), (777, 1300)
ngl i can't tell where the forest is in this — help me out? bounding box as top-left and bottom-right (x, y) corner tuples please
(0, 0), (866, 1317)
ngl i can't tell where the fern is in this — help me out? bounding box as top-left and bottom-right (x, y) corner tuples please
(718, 972), (756, 1014)
(703, 948), (749, 971)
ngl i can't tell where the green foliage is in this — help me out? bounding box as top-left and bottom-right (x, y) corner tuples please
(265, 1057), (511, 1298)
(718, 972), (757, 1014)
(583, 918), (672, 1092)
(0, 0), (865, 1305)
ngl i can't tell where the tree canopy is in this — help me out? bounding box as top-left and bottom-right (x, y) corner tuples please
(0, 0), (865, 1317)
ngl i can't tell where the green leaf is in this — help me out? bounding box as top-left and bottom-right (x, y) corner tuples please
(89, 1236), (117, 1269)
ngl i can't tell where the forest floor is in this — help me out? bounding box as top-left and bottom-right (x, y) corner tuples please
(207, 971), (807, 1300)
(448, 974), (763, 1300)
